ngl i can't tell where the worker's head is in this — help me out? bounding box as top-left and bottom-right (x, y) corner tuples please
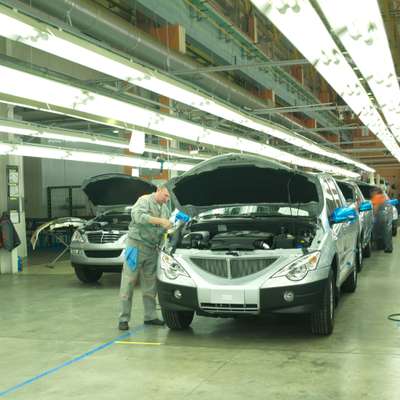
(154, 185), (170, 204)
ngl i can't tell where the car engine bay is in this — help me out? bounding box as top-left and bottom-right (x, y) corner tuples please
(169, 217), (317, 251)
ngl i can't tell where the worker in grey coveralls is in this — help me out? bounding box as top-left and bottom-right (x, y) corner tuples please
(118, 186), (172, 330)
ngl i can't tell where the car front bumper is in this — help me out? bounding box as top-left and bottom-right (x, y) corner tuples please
(157, 279), (327, 316)
(70, 243), (125, 268)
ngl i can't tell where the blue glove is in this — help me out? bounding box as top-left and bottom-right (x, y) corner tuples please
(125, 247), (139, 272)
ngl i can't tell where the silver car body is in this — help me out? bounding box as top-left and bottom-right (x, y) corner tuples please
(70, 208), (131, 271)
(158, 154), (359, 318)
(336, 180), (373, 252)
(70, 174), (156, 281)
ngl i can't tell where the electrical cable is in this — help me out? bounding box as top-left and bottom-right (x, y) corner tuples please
(387, 313), (400, 322)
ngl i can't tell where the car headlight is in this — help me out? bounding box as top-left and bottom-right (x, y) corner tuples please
(160, 252), (190, 280)
(71, 230), (85, 243)
(272, 251), (321, 281)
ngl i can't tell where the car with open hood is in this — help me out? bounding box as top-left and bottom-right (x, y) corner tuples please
(70, 173), (156, 283)
(336, 179), (373, 261)
(158, 153), (360, 336)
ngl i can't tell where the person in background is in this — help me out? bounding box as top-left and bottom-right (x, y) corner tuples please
(371, 187), (393, 254)
(118, 185), (172, 330)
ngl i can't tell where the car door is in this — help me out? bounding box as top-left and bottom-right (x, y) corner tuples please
(353, 184), (372, 247)
(327, 178), (356, 284)
(335, 180), (359, 280)
(321, 177), (346, 281)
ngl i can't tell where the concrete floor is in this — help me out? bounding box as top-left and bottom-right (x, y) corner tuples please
(1, 242), (400, 400)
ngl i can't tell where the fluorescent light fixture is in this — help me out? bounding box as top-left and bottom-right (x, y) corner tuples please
(316, 0), (400, 141)
(129, 129), (145, 154)
(0, 123), (129, 149)
(0, 141), (194, 171)
(0, 119), (209, 160)
(0, 64), (359, 178)
(250, 0), (400, 163)
(0, 5), (372, 172)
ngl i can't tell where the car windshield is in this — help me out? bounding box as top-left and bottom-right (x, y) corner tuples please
(199, 203), (318, 219)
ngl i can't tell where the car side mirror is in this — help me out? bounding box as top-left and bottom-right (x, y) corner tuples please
(359, 200), (372, 212)
(387, 199), (399, 206)
(330, 207), (358, 224)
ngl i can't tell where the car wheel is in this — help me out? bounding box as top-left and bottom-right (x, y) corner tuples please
(310, 270), (335, 336)
(161, 309), (194, 330)
(363, 239), (371, 258)
(342, 263), (358, 293)
(355, 240), (363, 273)
(74, 266), (103, 283)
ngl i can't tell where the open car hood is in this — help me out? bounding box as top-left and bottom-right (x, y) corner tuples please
(30, 217), (86, 250)
(81, 174), (156, 207)
(167, 153), (320, 217)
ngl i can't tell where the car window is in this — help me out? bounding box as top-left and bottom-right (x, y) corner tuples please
(327, 179), (344, 207)
(321, 178), (337, 217)
(353, 186), (364, 205)
(337, 182), (354, 203)
(358, 184), (373, 199)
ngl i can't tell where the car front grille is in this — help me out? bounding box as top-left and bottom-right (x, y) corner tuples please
(190, 258), (228, 278)
(84, 250), (122, 258)
(86, 232), (125, 244)
(200, 303), (258, 312)
(190, 257), (277, 279)
(230, 258), (277, 278)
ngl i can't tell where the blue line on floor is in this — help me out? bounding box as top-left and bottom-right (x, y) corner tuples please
(0, 325), (145, 397)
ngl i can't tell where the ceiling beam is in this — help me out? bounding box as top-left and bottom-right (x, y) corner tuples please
(171, 59), (310, 75)
(252, 103), (350, 115)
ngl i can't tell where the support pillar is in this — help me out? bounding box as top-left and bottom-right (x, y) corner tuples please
(0, 104), (27, 274)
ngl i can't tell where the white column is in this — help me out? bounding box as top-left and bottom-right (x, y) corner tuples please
(0, 104), (26, 274)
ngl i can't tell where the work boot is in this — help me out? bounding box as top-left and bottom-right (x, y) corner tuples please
(144, 318), (165, 326)
(118, 321), (129, 330)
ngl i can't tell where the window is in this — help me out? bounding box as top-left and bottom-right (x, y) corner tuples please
(321, 178), (337, 217)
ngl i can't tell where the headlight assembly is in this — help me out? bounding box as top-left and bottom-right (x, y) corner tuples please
(272, 251), (321, 281)
(160, 252), (190, 280)
(71, 230), (85, 243)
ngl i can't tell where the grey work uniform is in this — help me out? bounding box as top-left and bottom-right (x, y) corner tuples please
(119, 193), (170, 323)
(373, 204), (393, 252)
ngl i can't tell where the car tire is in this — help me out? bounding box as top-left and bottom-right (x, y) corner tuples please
(363, 239), (371, 258)
(161, 309), (194, 330)
(355, 240), (363, 273)
(74, 266), (103, 283)
(342, 263), (358, 293)
(310, 270), (335, 336)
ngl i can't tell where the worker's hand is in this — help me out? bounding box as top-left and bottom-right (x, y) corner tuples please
(159, 218), (173, 230)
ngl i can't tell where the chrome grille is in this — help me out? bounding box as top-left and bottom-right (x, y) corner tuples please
(230, 258), (277, 279)
(86, 232), (124, 244)
(190, 258), (228, 278)
(190, 257), (277, 279)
